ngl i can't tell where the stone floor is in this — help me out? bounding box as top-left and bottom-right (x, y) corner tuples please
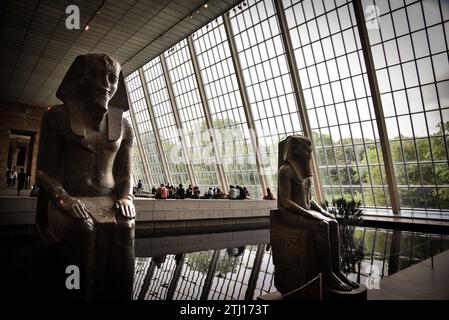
(368, 249), (449, 300)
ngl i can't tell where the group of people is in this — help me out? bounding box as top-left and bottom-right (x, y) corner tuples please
(135, 180), (277, 201)
(228, 185), (251, 200)
(5, 167), (28, 196)
(151, 184), (228, 200)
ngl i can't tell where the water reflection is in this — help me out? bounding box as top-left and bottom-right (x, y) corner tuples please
(133, 227), (449, 300)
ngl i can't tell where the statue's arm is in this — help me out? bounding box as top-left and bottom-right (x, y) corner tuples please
(278, 166), (323, 221)
(310, 199), (335, 219)
(113, 118), (135, 219)
(36, 108), (90, 219)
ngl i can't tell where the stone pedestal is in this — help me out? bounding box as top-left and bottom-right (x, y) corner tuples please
(258, 286), (367, 301)
(328, 285), (367, 300)
(258, 291), (284, 300)
(270, 209), (367, 300)
(270, 209), (321, 299)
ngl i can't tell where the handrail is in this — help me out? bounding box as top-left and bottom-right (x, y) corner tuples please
(281, 273), (323, 300)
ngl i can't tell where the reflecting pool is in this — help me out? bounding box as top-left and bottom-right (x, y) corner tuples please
(1, 225), (448, 299)
(133, 227), (449, 300)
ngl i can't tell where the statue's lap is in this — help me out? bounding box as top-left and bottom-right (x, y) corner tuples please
(47, 196), (121, 240)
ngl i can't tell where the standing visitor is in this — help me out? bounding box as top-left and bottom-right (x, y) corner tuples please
(17, 169), (26, 196)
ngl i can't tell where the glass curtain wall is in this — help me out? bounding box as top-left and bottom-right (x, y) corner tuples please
(193, 16), (263, 198)
(283, 0), (390, 207)
(164, 39), (220, 191)
(142, 57), (190, 185)
(125, 0), (449, 214)
(365, 0), (449, 211)
(230, 0), (305, 194)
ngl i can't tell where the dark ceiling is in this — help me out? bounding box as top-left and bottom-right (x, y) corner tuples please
(0, 0), (242, 107)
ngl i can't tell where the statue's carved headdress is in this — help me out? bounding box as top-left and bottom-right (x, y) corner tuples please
(56, 54), (129, 141)
(279, 135), (313, 181)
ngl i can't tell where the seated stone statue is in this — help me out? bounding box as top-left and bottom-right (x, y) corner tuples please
(271, 136), (361, 300)
(35, 54), (135, 300)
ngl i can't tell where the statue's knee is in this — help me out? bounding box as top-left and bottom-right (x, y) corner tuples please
(328, 219), (338, 228)
(70, 217), (95, 238)
(319, 220), (329, 227)
(317, 220), (330, 232)
(116, 219), (135, 239)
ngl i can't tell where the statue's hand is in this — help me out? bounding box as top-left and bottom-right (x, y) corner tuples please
(310, 200), (335, 219)
(57, 195), (90, 219)
(296, 205), (326, 220)
(307, 209), (329, 221)
(320, 209), (335, 219)
(116, 198), (136, 220)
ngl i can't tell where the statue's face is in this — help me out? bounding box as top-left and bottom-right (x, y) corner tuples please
(288, 137), (313, 179)
(79, 57), (121, 111)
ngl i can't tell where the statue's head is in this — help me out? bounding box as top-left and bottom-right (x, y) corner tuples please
(78, 54), (120, 111)
(281, 135), (313, 181)
(56, 54), (129, 140)
(56, 54), (128, 111)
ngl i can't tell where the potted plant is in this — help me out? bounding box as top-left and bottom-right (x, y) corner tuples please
(324, 197), (364, 275)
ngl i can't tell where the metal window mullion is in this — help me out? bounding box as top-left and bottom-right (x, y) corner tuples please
(384, 0), (426, 210)
(166, 254), (185, 300)
(300, 1), (346, 200)
(274, 0), (324, 204)
(352, 0), (400, 213)
(187, 35), (229, 192)
(417, 0), (446, 211)
(375, 0), (424, 211)
(259, 248), (272, 294)
(223, 13), (268, 195)
(381, 230), (389, 278)
(138, 68), (171, 184)
(137, 260), (156, 300)
(159, 53), (197, 187)
(244, 244), (265, 300)
(330, 1), (376, 205)
(199, 250), (220, 300)
(125, 85), (154, 188)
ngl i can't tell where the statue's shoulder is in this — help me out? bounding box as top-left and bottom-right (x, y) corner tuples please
(121, 116), (133, 139)
(121, 116), (131, 129)
(41, 104), (69, 125)
(43, 104), (69, 121)
(121, 116), (132, 132)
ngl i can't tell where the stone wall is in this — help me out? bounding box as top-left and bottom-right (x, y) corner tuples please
(0, 101), (45, 187)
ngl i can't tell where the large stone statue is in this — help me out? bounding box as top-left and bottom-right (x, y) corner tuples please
(270, 136), (365, 300)
(35, 54), (135, 299)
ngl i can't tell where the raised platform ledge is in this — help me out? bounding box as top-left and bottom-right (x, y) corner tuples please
(0, 197), (277, 225)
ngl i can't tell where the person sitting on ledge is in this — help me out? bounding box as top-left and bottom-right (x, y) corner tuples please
(186, 184), (193, 198)
(214, 187), (226, 199)
(156, 184), (167, 199)
(263, 188), (276, 200)
(177, 184), (185, 199)
(192, 186), (200, 199)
